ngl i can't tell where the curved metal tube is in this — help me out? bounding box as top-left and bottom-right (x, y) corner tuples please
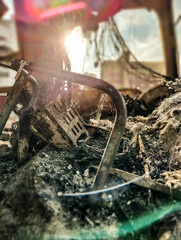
(33, 69), (127, 190)
(9, 63), (127, 190)
(59, 71), (127, 189)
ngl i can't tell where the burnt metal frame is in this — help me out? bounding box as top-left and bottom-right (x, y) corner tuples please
(0, 63), (127, 191)
(58, 70), (127, 189)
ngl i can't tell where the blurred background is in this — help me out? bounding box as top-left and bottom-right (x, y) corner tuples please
(0, 0), (181, 91)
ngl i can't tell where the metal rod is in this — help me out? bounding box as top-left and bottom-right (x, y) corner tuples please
(25, 67), (127, 190)
(8, 61), (127, 190)
(57, 175), (145, 197)
(59, 71), (127, 190)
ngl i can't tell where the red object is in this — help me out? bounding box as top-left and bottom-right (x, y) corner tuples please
(94, 0), (123, 22)
(0, 96), (7, 112)
(15, 0), (122, 24)
(16, 0), (88, 22)
(40, 2), (86, 20)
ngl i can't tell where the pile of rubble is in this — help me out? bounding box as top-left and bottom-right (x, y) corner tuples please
(1, 59), (181, 239)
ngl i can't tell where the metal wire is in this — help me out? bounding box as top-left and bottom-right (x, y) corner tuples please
(57, 174), (145, 197)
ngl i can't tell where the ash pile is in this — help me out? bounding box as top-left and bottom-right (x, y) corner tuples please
(1, 59), (181, 240)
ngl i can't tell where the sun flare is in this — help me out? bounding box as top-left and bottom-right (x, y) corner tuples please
(64, 28), (86, 72)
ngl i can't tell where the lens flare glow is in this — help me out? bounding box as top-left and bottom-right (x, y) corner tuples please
(40, 2), (87, 20)
(24, 0), (87, 21)
(44, 201), (181, 239)
(64, 28), (86, 73)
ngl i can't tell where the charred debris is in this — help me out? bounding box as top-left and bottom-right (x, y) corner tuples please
(1, 0), (181, 239)
(1, 56), (181, 238)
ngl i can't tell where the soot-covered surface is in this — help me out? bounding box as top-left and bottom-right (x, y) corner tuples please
(1, 92), (181, 239)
